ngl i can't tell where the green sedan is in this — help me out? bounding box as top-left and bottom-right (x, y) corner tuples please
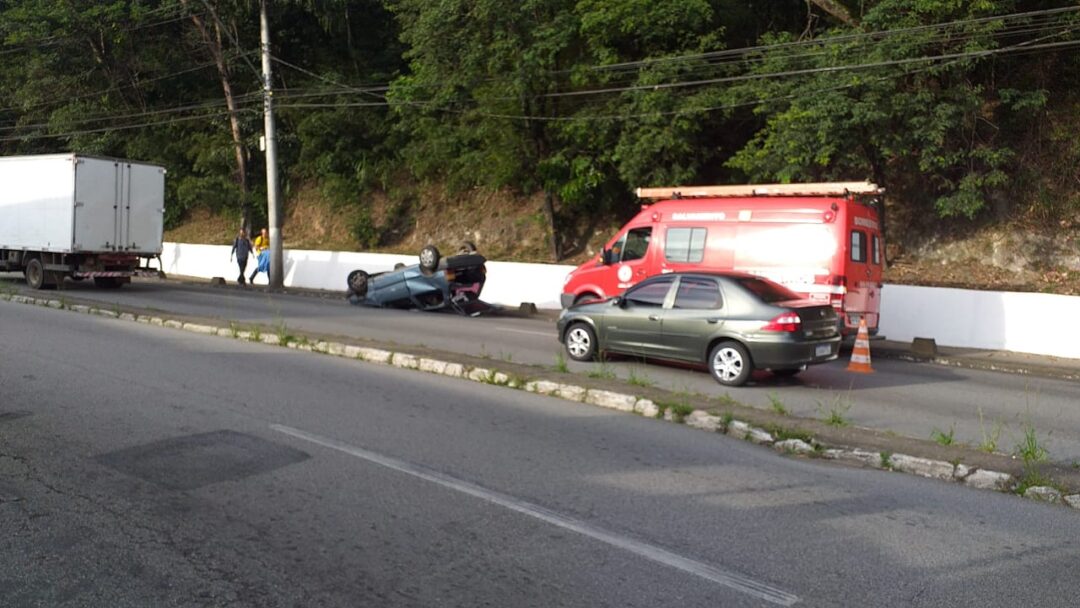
(557, 272), (841, 387)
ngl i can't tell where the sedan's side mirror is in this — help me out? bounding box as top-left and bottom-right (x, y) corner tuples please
(611, 296), (623, 307)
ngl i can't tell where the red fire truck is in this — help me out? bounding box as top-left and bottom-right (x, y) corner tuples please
(560, 182), (885, 336)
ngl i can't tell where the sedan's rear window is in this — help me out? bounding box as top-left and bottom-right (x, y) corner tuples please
(734, 277), (801, 303)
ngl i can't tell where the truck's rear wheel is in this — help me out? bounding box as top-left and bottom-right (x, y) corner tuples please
(93, 277), (123, 289)
(25, 258), (46, 289)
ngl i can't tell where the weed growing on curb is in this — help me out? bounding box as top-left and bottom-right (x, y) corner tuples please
(767, 392), (788, 416)
(274, 320), (294, 346)
(587, 363), (616, 380)
(720, 412), (734, 427)
(977, 408), (1004, 453)
(553, 352), (569, 374)
(879, 451), (893, 469)
(715, 393), (738, 407)
(817, 392), (851, 428)
(112, 303), (122, 317)
(58, 296), (70, 310)
(1014, 421), (1049, 465)
(229, 322), (240, 339)
(627, 368), (653, 388)
(764, 424), (813, 443)
(931, 424), (956, 447)
(249, 326), (263, 342)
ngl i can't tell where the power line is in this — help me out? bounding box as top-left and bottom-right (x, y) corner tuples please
(0, 107), (257, 143)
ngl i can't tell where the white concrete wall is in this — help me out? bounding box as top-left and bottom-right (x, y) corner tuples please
(159, 242), (577, 311)
(161, 242), (1079, 359)
(879, 284), (1080, 360)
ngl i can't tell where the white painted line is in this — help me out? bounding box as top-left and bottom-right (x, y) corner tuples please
(270, 423), (800, 606)
(491, 326), (553, 338)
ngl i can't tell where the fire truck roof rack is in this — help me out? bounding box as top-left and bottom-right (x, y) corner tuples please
(636, 181), (883, 200)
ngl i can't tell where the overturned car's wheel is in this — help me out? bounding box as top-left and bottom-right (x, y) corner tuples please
(457, 240), (477, 254)
(419, 245), (441, 272)
(346, 269), (369, 297)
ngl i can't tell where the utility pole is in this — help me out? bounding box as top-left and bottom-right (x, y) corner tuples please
(260, 0), (283, 288)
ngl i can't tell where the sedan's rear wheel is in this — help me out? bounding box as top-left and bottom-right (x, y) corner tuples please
(347, 269), (369, 296)
(564, 322), (598, 362)
(709, 341), (752, 387)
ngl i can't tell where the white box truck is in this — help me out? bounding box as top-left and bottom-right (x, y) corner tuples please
(0, 154), (166, 289)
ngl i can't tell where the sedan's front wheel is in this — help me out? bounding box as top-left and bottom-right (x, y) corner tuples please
(564, 323), (598, 362)
(708, 341), (752, 387)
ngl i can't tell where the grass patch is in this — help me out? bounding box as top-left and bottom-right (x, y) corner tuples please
(249, 325), (263, 342)
(879, 451), (893, 469)
(715, 392), (739, 407)
(627, 368), (653, 388)
(553, 352), (569, 374)
(817, 391), (852, 428)
(587, 362), (616, 380)
(229, 322), (240, 339)
(656, 398), (694, 423)
(977, 407), (1004, 453)
(930, 424), (956, 447)
(1014, 421), (1049, 465)
(767, 392), (788, 416)
(274, 319), (295, 346)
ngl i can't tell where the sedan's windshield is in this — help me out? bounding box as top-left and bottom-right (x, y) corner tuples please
(735, 276), (801, 303)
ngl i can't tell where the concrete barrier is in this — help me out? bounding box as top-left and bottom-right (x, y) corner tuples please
(160, 242), (1078, 360)
(159, 242), (577, 310)
(879, 284), (1080, 360)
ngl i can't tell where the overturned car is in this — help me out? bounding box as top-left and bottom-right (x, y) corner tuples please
(345, 244), (490, 315)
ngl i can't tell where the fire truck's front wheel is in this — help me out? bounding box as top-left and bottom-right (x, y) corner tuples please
(708, 341), (753, 387)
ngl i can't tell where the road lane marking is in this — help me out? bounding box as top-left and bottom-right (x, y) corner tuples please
(271, 423), (800, 606)
(491, 326), (553, 337)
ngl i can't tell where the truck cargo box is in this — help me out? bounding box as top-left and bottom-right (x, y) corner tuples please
(0, 154), (165, 255)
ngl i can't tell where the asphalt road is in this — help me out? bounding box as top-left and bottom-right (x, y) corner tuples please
(5, 297), (1080, 606)
(5, 276), (1079, 464)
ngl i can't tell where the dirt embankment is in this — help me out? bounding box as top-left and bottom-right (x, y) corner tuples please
(166, 183), (1080, 295)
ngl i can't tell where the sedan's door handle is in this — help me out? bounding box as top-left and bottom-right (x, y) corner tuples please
(648, 315), (660, 322)
(706, 317), (722, 324)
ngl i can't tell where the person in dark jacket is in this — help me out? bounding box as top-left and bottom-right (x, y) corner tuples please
(230, 229), (253, 285)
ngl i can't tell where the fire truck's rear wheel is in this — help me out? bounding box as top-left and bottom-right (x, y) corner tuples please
(94, 277), (123, 289)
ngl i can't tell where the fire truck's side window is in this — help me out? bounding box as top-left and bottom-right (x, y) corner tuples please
(850, 230), (867, 263)
(872, 234), (881, 265)
(620, 227), (652, 262)
(665, 227), (707, 263)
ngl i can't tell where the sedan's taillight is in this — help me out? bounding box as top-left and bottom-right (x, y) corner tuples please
(762, 312), (801, 332)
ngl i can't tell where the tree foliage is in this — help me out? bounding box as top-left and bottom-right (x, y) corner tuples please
(0, 0), (1076, 248)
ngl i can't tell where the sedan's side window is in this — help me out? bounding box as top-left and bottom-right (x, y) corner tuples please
(673, 278), (721, 309)
(624, 277), (673, 307)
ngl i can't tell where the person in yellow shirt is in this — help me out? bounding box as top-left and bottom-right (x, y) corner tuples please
(249, 228), (270, 283)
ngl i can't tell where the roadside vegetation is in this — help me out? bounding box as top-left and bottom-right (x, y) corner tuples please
(1, 2), (1078, 288)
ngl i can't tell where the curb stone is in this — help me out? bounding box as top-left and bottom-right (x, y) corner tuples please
(889, 454), (956, 481)
(964, 469), (1014, 491)
(8, 292), (1080, 514)
(585, 390), (637, 412)
(1024, 486), (1062, 503)
(774, 439), (815, 455)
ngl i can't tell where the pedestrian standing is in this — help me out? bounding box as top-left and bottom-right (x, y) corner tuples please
(249, 228), (270, 284)
(230, 229), (252, 285)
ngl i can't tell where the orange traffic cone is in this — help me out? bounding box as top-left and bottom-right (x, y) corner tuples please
(847, 318), (874, 374)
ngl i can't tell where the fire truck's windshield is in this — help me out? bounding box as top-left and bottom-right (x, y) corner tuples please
(735, 276), (801, 303)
